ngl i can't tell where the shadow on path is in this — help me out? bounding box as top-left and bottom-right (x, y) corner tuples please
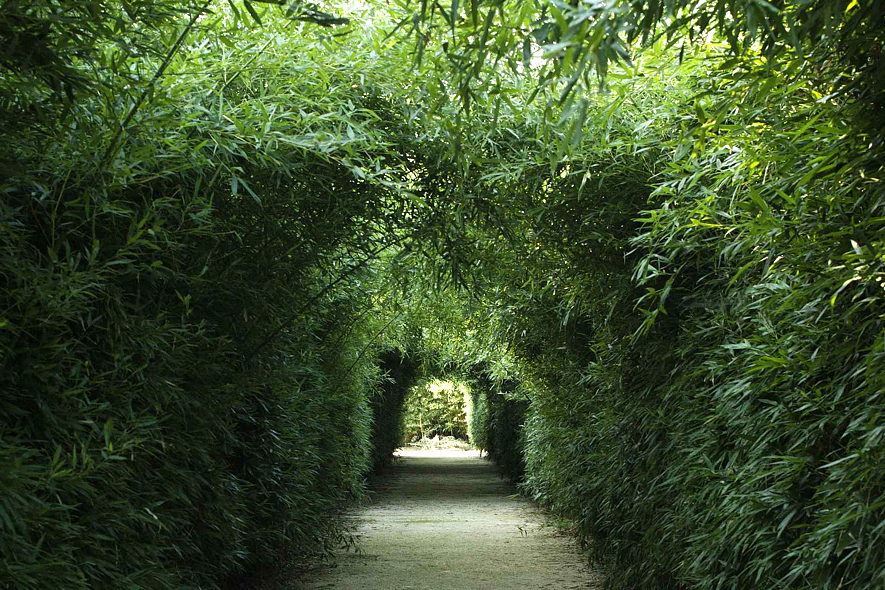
(295, 449), (601, 590)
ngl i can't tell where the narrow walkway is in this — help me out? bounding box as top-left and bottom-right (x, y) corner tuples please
(296, 449), (600, 590)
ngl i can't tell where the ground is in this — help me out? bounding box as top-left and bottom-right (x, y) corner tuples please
(292, 448), (601, 590)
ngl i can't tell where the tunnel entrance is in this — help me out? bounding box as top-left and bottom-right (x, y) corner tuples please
(401, 378), (470, 444)
(4, 2), (881, 590)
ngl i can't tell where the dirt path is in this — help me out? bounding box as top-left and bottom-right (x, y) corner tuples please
(295, 449), (601, 590)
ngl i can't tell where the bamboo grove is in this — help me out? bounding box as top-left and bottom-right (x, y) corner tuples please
(1, 1), (883, 590)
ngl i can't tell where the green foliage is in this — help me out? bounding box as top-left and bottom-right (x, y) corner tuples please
(0, 8), (432, 590)
(3, 1), (885, 590)
(370, 350), (421, 470)
(482, 382), (528, 482)
(616, 45), (885, 588)
(389, 4), (885, 586)
(402, 379), (469, 442)
(458, 365), (527, 481)
(464, 387), (488, 451)
(394, 0), (884, 139)
(0, 0), (183, 104)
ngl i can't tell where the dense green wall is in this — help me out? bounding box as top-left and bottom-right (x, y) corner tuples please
(3, 3), (884, 590)
(448, 81), (885, 589)
(0, 12), (426, 589)
(0, 166), (384, 590)
(370, 350), (420, 470)
(467, 373), (527, 481)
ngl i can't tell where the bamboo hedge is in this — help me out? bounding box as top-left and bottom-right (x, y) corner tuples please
(2, 1), (884, 590)
(398, 2), (885, 587)
(0, 5), (432, 588)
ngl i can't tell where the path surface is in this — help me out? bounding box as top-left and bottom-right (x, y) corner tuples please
(295, 449), (600, 590)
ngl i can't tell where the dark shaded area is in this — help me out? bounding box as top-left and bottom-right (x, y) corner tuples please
(298, 450), (596, 589)
(466, 368), (526, 482)
(370, 350), (420, 471)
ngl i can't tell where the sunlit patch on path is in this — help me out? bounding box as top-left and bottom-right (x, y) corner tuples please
(295, 450), (600, 590)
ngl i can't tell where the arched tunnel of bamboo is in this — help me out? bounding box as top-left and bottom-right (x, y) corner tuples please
(2, 2), (885, 590)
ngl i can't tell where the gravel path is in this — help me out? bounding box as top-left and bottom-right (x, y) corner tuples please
(295, 449), (601, 590)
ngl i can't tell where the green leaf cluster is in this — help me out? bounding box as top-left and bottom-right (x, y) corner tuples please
(3, 2), (885, 590)
(402, 378), (469, 442)
(387, 6), (885, 587)
(0, 7), (434, 589)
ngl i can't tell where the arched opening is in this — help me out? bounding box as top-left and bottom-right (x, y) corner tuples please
(3, 3), (884, 590)
(401, 377), (471, 445)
